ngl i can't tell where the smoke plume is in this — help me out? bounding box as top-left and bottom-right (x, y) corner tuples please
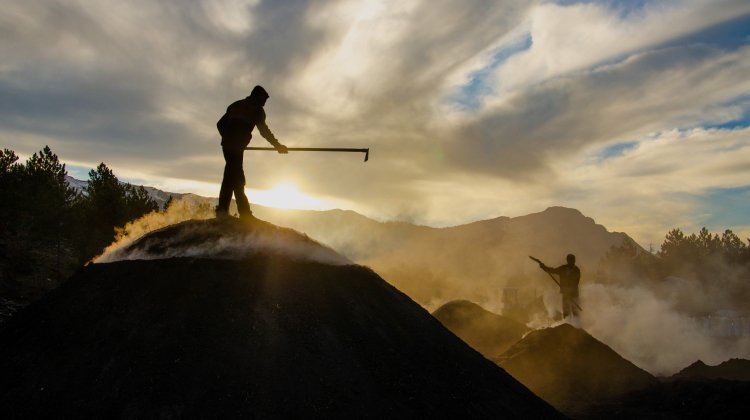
(94, 199), (214, 262)
(94, 200), (350, 266)
(537, 283), (750, 376)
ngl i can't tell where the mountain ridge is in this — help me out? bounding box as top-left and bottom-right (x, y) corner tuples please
(64, 175), (633, 238)
(66, 176), (640, 308)
(671, 358), (750, 382)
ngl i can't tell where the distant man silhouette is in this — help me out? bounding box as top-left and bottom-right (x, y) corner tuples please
(216, 85), (287, 219)
(538, 254), (581, 319)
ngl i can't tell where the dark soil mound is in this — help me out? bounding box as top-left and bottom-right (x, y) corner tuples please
(432, 300), (529, 357)
(583, 379), (750, 419)
(671, 358), (750, 382)
(98, 217), (349, 265)
(494, 323), (656, 414)
(0, 218), (560, 419)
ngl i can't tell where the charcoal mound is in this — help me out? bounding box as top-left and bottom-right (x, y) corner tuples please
(671, 359), (750, 382)
(494, 323), (656, 413)
(432, 300), (529, 357)
(97, 217), (350, 265)
(0, 219), (560, 419)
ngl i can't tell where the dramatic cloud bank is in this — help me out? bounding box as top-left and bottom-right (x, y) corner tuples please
(2, 0), (750, 245)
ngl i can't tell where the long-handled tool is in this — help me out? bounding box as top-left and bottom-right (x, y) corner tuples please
(245, 147), (370, 162)
(529, 256), (583, 312)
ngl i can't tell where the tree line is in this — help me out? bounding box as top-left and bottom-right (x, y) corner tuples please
(3, 145), (748, 312)
(0, 146), (159, 302)
(597, 226), (750, 312)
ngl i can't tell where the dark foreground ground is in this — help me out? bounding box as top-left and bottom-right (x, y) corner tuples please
(579, 378), (750, 419)
(0, 254), (560, 419)
(431, 304), (750, 420)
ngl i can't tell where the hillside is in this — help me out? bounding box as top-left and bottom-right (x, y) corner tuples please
(432, 300), (530, 358)
(0, 218), (561, 419)
(671, 359), (750, 382)
(494, 324), (657, 414)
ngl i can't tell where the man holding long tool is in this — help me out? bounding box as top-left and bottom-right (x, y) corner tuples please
(530, 254), (581, 319)
(216, 85), (287, 219)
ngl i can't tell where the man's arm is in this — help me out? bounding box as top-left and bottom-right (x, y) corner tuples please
(539, 263), (553, 273)
(257, 110), (287, 153)
(532, 257), (561, 276)
(553, 265), (568, 275)
(541, 264), (565, 276)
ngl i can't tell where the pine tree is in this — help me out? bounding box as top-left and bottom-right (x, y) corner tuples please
(73, 163), (158, 262)
(124, 184), (158, 221)
(0, 146), (79, 299)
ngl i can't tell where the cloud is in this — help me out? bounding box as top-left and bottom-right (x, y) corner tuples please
(446, 43), (750, 177)
(490, 0), (750, 95)
(559, 126), (750, 246)
(1, 0), (750, 244)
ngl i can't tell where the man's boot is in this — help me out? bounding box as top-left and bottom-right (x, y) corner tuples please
(215, 207), (232, 219)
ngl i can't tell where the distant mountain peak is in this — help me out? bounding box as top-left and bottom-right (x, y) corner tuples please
(672, 358), (750, 381)
(65, 175), (182, 209)
(542, 206), (584, 215)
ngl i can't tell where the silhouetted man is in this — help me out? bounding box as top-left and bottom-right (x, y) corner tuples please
(216, 85), (287, 219)
(538, 254), (581, 319)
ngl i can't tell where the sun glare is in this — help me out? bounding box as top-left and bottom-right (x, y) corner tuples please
(248, 182), (325, 210)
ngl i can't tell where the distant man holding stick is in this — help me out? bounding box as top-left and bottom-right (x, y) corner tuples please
(215, 85), (288, 220)
(530, 254), (581, 319)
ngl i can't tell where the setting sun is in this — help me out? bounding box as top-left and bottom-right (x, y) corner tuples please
(248, 182), (325, 210)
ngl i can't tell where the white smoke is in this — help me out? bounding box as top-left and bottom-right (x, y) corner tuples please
(95, 199), (351, 266)
(95, 198), (215, 261)
(559, 283), (750, 376)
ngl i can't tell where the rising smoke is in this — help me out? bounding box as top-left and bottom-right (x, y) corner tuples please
(579, 283), (749, 376)
(95, 200), (351, 266)
(94, 199), (215, 262)
(528, 281), (750, 376)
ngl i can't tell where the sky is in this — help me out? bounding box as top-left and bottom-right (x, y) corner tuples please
(2, 0), (750, 247)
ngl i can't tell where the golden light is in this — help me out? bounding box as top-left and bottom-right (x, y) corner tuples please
(248, 181), (326, 210)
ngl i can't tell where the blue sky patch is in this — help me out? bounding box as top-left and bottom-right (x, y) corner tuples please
(638, 11), (750, 62)
(449, 34), (532, 111)
(67, 164), (94, 181)
(700, 95), (750, 131)
(666, 12), (750, 51)
(550, 0), (652, 18)
(694, 185), (750, 233)
(596, 140), (639, 162)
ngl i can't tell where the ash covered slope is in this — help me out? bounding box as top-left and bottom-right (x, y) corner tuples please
(494, 324), (657, 409)
(433, 300), (529, 358)
(0, 218), (560, 419)
(97, 217), (350, 265)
